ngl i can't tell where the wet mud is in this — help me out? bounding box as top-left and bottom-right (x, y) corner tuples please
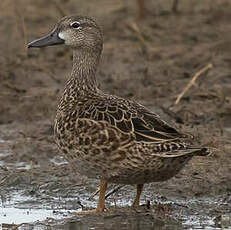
(0, 0), (231, 229)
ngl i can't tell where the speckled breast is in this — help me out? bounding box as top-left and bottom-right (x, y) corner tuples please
(53, 114), (107, 179)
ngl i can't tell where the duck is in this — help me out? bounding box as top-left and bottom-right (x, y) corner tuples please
(28, 15), (209, 214)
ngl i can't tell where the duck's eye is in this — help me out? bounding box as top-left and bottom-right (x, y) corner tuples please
(70, 22), (81, 29)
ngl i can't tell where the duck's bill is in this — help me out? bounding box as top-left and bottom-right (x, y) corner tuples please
(28, 29), (64, 48)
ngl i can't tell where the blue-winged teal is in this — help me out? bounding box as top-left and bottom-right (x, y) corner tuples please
(28, 15), (209, 214)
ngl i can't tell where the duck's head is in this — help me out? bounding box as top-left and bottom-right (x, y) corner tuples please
(28, 15), (103, 52)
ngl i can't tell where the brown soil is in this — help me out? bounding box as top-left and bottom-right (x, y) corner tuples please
(0, 0), (231, 229)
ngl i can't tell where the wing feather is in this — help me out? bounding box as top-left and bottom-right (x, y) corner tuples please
(77, 95), (185, 143)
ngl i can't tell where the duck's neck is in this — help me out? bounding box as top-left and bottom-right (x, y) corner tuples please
(69, 49), (101, 93)
(58, 49), (101, 112)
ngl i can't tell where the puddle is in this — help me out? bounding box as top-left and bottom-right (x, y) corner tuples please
(0, 161), (33, 170)
(0, 207), (69, 224)
(0, 138), (5, 143)
(0, 154), (34, 170)
(50, 155), (68, 166)
(0, 192), (76, 225)
(0, 190), (230, 230)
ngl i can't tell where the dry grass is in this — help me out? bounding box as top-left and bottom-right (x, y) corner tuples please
(12, 0), (27, 56)
(175, 63), (213, 105)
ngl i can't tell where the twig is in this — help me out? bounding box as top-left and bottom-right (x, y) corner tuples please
(113, 197), (117, 208)
(174, 63), (213, 105)
(77, 200), (85, 210)
(88, 187), (100, 200)
(0, 174), (11, 186)
(172, 0), (179, 13)
(137, 0), (145, 19)
(13, 0), (27, 57)
(128, 22), (148, 54)
(105, 185), (124, 199)
(89, 185), (125, 200)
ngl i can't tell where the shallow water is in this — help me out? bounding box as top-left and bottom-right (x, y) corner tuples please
(1, 190), (230, 230)
(0, 192), (76, 225)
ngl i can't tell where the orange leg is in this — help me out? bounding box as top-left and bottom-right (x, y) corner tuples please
(73, 179), (108, 215)
(132, 184), (144, 207)
(96, 179), (107, 212)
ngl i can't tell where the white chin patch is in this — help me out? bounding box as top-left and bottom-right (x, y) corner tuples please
(58, 32), (66, 41)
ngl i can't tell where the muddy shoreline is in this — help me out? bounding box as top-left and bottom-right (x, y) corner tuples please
(0, 0), (231, 229)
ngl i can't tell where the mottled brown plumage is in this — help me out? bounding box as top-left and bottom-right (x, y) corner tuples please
(28, 15), (209, 213)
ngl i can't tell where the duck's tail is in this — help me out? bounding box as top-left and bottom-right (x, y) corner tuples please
(151, 144), (211, 158)
(190, 147), (210, 157)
